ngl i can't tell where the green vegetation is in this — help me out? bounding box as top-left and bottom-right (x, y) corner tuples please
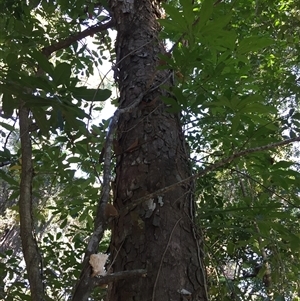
(0, 0), (299, 300)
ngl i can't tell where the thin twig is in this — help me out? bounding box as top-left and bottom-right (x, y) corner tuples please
(42, 19), (115, 57)
(92, 269), (147, 286)
(152, 218), (182, 301)
(4, 118), (17, 150)
(96, 72), (174, 227)
(72, 90), (149, 301)
(107, 240), (125, 272)
(232, 167), (300, 209)
(123, 136), (300, 213)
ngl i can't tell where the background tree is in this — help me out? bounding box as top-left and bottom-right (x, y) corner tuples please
(0, 0), (300, 301)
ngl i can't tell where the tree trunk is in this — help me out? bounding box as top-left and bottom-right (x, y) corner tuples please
(107, 0), (208, 300)
(19, 106), (44, 301)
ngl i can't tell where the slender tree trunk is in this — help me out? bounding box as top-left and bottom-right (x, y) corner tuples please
(107, 0), (208, 300)
(19, 105), (44, 301)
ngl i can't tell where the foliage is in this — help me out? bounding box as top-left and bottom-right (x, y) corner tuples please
(0, 0), (300, 300)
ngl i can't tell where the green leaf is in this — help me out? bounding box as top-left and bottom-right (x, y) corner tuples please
(272, 160), (294, 169)
(23, 94), (59, 107)
(237, 36), (274, 54)
(0, 121), (15, 132)
(180, 0), (194, 28)
(1, 93), (18, 116)
(289, 129), (297, 138)
(14, 20), (31, 36)
(246, 103), (276, 114)
(71, 87), (111, 101)
(292, 112), (300, 120)
(30, 49), (54, 76)
(31, 107), (50, 134)
(237, 94), (263, 107)
(60, 218), (68, 229)
(67, 157), (82, 163)
(231, 114), (240, 135)
(161, 96), (181, 113)
(75, 144), (88, 156)
(53, 62), (72, 85)
(6, 53), (18, 65)
(28, 76), (55, 92)
(0, 170), (19, 186)
(264, 122), (278, 131)
(0, 148), (11, 159)
(87, 214), (93, 229)
(61, 103), (89, 121)
(200, 15), (233, 37)
(55, 136), (68, 143)
(196, 0), (213, 32)
(159, 19), (182, 33)
(56, 108), (64, 130)
(56, 232), (62, 240)
(162, 3), (187, 32)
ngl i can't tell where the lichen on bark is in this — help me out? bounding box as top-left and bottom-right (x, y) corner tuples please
(107, 0), (208, 300)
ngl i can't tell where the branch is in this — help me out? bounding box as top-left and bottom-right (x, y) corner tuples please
(197, 136), (300, 177)
(42, 19), (115, 57)
(72, 66), (171, 299)
(92, 269), (147, 286)
(14, 15), (113, 301)
(12, 16), (114, 301)
(214, 0), (223, 5)
(19, 105), (45, 301)
(123, 136), (300, 212)
(72, 91), (146, 301)
(90, 87), (162, 246)
(232, 167), (300, 209)
(0, 160), (14, 168)
(152, 218), (181, 301)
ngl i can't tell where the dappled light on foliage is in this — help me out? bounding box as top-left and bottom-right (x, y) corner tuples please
(0, 0), (300, 300)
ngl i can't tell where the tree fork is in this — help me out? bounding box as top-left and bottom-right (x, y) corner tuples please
(107, 0), (208, 300)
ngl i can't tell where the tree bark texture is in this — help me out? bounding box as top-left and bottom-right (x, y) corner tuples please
(19, 106), (44, 301)
(107, 0), (208, 300)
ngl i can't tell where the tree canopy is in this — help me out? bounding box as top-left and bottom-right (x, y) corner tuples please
(0, 0), (300, 300)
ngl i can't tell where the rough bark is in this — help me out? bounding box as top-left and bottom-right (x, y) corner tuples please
(19, 105), (44, 301)
(107, 0), (208, 300)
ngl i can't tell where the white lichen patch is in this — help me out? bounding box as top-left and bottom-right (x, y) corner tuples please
(157, 195), (164, 206)
(146, 198), (156, 211)
(89, 253), (108, 277)
(178, 288), (192, 296)
(145, 198), (156, 218)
